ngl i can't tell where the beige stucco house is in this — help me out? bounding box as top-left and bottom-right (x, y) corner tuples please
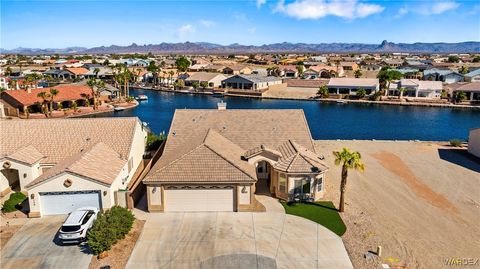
(0, 118), (147, 217)
(144, 108), (329, 212)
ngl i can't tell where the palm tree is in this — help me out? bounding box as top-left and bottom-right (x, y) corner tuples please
(398, 87), (406, 99)
(36, 91), (49, 117)
(168, 70), (175, 85)
(333, 148), (365, 212)
(87, 79), (102, 110)
(48, 88), (59, 116)
(93, 68), (100, 78)
(354, 69), (362, 78)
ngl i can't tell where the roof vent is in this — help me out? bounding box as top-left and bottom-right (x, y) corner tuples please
(217, 101), (227, 110)
(172, 131), (176, 136)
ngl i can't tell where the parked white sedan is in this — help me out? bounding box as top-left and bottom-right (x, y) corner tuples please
(58, 207), (99, 244)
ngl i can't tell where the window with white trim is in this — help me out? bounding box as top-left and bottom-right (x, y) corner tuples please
(317, 175), (323, 192)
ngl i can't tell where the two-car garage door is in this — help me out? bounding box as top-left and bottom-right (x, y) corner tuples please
(164, 188), (234, 212)
(39, 191), (102, 215)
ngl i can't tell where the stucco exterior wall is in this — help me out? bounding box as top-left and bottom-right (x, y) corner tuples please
(468, 128), (480, 158)
(126, 121), (148, 182)
(238, 185), (251, 205)
(0, 159), (42, 194)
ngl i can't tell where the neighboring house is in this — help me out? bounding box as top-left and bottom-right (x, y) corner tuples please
(43, 69), (74, 80)
(143, 108), (328, 212)
(464, 69), (480, 82)
(1, 84), (93, 114)
(184, 72), (227, 88)
(339, 62), (359, 71)
(0, 76), (9, 90)
(327, 78), (379, 95)
(404, 60), (430, 71)
(0, 117), (147, 217)
(251, 68), (268, 76)
(221, 75), (282, 91)
(308, 56), (328, 63)
(448, 82), (480, 101)
(362, 64), (381, 72)
(381, 59), (403, 68)
(203, 64), (226, 73)
(280, 65), (300, 78)
(189, 64), (209, 72)
(65, 67), (89, 79)
(396, 67), (422, 79)
(468, 128), (480, 158)
(223, 66), (252, 75)
(423, 69), (464, 84)
(304, 65), (343, 79)
(120, 58), (150, 67)
(389, 79), (443, 98)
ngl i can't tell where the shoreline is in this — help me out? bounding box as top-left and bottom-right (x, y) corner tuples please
(133, 86), (480, 110)
(67, 101), (139, 118)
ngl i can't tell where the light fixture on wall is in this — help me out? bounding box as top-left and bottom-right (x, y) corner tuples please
(103, 191), (107, 196)
(23, 173), (27, 178)
(152, 187), (157, 193)
(241, 186), (247, 193)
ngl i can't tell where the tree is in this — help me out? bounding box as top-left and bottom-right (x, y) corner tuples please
(147, 61), (159, 86)
(191, 81), (200, 90)
(333, 148), (365, 212)
(447, 56), (460, 63)
(48, 88), (59, 116)
(377, 69), (403, 95)
(174, 79), (185, 90)
(459, 66), (468, 74)
(200, 81), (209, 90)
(5, 67), (12, 76)
(228, 54), (235, 59)
(175, 56), (190, 72)
(398, 87), (406, 99)
(472, 56), (480, 63)
(356, 89), (367, 98)
(453, 91), (467, 103)
(317, 85), (329, 98)
(296, 65), (304, 77)
(94, 68), (100, 78)
(87, 79), (105, 110)
(354, 69), (362, 78)
(36, 91), (49, 117)
(103, 59), (110, 66)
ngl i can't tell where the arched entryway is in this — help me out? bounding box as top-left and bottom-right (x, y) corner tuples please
(255, 160), (273, 195)
(1, 168), (20, 192)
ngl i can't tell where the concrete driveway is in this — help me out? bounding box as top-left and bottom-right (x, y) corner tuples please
(126, 212), (353, 269)
(1, 216), (92, 269)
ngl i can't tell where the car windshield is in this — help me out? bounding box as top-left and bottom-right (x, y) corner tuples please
(61, 225), (81, 232)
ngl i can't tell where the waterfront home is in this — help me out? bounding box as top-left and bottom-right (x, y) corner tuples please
(327, 78), (379, 95)
(0, 118), (147, 217)
(1, 84), (93, 116)
(464, 69), (480, 82)
(304, 65), (342, 79)
(223, 65), (252, 75)
(280, 65), (300, 78)
(143, 108), (328, 212)
(65, 67), (89, 79)
(423, 68), (464, 84)
(389, 79), (443, 98)
(184, 72), (227, 88)
(468, 128), (480, 158)
(447, 82), (480, 101)
(221, 74), (283, 91)
(43, 69), (74, 80)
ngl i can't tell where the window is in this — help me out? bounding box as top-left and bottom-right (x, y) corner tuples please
(61, 225), (81, 232)
(279, 173), (287, 193)
(317, 176), (323, 192)
(294, 178), (311, 194)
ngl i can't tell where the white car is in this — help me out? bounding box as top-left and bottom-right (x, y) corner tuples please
(58, 207), (99, 244)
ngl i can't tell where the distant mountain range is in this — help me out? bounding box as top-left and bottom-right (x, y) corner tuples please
(2, 40), (479, 55)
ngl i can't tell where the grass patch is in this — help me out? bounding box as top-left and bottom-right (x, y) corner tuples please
(281, 201), (346, 236)
(1, 192), (27, 213)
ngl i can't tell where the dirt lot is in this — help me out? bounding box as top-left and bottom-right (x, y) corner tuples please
(89, 219), (145, 269)
(315, 140), (480, 269)
(263, 86), (317, 99)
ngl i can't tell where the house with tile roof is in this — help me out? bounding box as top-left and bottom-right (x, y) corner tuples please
(327, 78), (379, 95)
(221, 75), (283, 91)
(388, 79), (443, 99)
(464, 69), (480, 82)
(143, 108), (328, 212)
(423, 68), (464, 84)
(0, 117), (147, 217)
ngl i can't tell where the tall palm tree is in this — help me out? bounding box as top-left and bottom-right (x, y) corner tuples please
(333, 148), (365, 212)
(36, 91), (49, 117)
(93, 68), (100, 78)
(48, 88), (59, 116)
(168, 70), (175, 85)
(87, 79), (100, 110)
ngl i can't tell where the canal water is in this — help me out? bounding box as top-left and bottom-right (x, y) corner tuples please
(93, 89), (480, 141)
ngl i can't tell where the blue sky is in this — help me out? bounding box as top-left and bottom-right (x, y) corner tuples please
(1, 0), (479, 49)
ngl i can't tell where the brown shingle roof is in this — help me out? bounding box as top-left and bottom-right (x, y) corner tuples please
(6, 145), (45, 165)
(26, 142), (126, 188)
(1, 117), (140, 164)
(275, 140), (328, 173)
(145, 129), (256, 183)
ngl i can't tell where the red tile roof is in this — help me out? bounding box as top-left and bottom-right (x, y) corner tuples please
(2, 85), (92, 106)
(65, 67), (89, 75)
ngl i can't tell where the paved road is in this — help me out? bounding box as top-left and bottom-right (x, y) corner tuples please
(0, 216), (92, 269)
(126, 212), (353, 269)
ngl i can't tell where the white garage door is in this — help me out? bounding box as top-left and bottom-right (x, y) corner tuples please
(39, 191), (102, 215)
(164, 188), (234, 212)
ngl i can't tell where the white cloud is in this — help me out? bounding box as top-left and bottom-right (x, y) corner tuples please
(178, 24), (194, 38)
(275, 0), (384, 20)
(199, 20), (215, 27)
(395, 6), (408, 18)
(257, 0), (267, 8)
(418, 1), (459, 15)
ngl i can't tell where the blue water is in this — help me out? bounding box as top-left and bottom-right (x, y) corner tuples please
(94, 89), (480, 141)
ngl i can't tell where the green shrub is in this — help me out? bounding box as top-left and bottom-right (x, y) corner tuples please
(1, 192), (27, 213)
(449, 139), (463, 147)
(87, 206), (134, 255)
(146, 132), (165, 151)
